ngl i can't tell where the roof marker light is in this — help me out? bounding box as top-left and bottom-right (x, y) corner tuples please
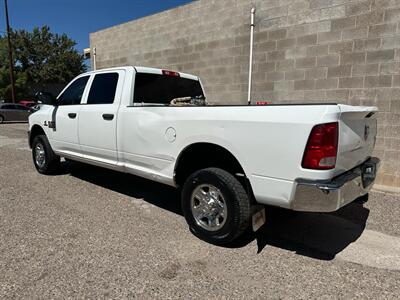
(162, 70), (180, 77)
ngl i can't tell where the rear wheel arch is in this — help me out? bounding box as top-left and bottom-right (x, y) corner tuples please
(174, 143), (252, 193)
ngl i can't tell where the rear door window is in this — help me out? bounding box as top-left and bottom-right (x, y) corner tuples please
(134, 73), (204, 105)
(87, 73), (119, 105)
(58, 76), (90, 106)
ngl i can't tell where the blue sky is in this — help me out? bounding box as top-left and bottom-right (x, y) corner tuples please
(0, 0), (194, 51)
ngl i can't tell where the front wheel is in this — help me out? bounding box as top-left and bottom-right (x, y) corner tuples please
(181, 168), (251, 245)
(32, 134), (61, 174)
(0, 115), (4, 124)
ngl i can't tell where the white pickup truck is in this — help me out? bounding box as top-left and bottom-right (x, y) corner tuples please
(28, 66), (379, 245)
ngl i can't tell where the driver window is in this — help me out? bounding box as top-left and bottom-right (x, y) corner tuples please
(58, 76), (89, 105)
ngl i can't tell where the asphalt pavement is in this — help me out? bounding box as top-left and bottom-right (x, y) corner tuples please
(1, 123), (400, 299)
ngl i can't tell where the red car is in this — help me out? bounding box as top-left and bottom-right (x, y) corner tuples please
(19, 100), (37, 108)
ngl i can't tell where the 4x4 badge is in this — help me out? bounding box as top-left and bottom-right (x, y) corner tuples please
(44, 120), (56, 129)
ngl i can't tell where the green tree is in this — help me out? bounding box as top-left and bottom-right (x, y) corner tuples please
(0, 37), (27, 101)
(0, 26), (86, 101)
(0, 66), (28, 101)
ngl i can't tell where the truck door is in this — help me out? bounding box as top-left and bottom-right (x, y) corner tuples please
(78, 70), (124, 165)
(47, 75), (90, 155)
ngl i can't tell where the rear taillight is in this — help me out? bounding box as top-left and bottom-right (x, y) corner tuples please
(302, 122), (338, 170)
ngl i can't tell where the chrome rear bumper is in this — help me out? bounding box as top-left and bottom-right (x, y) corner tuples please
(291, 157), (380, 212)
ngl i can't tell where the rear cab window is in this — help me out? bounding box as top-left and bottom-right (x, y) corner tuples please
(133, 72), (204, 106)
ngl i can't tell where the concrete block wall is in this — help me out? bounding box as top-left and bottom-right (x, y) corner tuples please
(90, 0), (400, 191)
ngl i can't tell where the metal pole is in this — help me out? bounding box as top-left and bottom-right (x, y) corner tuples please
(4, 0), (16, 103)
(247, 7), (255, 105)
(93, 47), (97, 70)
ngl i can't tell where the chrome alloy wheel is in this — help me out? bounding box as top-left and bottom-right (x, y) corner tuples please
(34, 142), (46, 168)
(190, 184), (227, 231)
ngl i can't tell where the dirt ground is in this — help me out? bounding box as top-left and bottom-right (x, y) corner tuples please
(1, 123), (400, 299)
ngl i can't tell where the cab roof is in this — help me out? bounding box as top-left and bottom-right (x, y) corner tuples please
(83, 66), (199, 81)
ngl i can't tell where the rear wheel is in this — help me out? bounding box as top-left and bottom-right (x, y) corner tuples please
(32, 134), (61, 174)
(0, 115), (4, 124)
(181, 168), (251, 245)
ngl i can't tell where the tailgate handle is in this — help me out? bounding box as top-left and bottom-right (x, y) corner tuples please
(68, 113), (77, 119)
(102, 113), (114, 121)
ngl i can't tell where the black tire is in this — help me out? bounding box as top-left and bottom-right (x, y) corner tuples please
(32, 134), (61, 174)
(181, 168), (251, 245)
(0, 115), (4, 124)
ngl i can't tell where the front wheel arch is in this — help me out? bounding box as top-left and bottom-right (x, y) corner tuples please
(31, 134), (60, 174)
(29, 124), (46, 148)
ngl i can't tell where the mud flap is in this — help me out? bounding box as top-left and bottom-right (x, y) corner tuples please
(251, 205), (266, 232)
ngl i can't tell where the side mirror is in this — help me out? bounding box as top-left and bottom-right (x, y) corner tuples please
(35, 91), (57, 106)
(31, 105), (40, 112)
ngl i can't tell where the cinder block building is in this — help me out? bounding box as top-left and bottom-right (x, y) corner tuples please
(90, 0), (400, 192)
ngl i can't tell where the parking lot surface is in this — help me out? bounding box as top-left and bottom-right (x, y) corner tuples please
(1, 123), (400, 299)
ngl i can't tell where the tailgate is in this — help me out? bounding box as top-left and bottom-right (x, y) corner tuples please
(336, 104), (378, 173)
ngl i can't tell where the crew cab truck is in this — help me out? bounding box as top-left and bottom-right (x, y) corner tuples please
(28, 66), (380, 245)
